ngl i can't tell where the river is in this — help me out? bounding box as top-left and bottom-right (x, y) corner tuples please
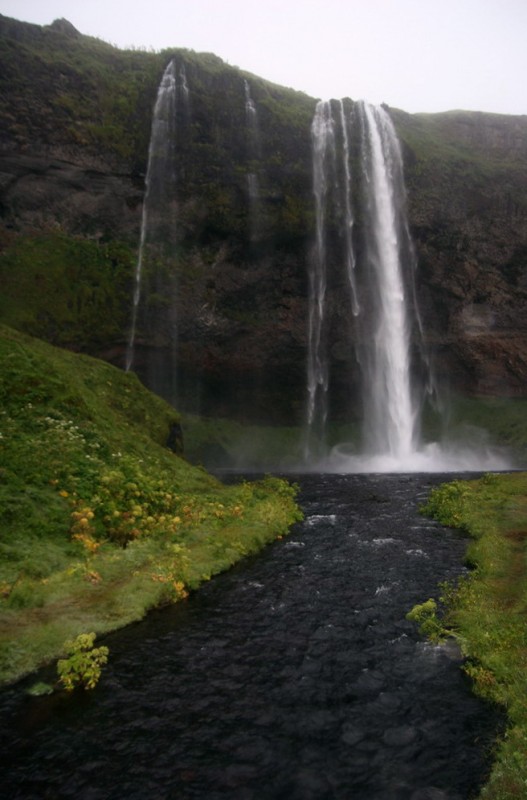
(0, 473), (501, 799)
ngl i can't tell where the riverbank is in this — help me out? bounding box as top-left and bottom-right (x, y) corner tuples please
(0, 326), (301, 686)
(0, 472), (499, 798)
(422, 471), (527, 799)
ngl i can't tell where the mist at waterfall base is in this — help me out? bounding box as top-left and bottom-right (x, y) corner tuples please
(304, 99), (512, 475)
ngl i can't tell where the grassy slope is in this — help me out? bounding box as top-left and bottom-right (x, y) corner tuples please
(0, 325), (301, 686)
(422, 473), (527, 799)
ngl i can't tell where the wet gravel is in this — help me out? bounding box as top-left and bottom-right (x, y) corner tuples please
(0, 473), (501, 799)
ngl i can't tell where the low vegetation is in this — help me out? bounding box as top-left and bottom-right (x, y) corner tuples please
(419, 472), (527, 799)
(0, 325), (302, 686)
(0, 230), (134, 351)
(56, 632), (109, 691)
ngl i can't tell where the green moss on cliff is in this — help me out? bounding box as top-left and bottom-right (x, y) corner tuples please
(0, 229), (134, 350)
(391, 107), (527, 218)
(0, 14), (162, 164)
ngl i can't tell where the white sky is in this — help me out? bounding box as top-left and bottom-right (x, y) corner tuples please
(1, 0), (526, 115)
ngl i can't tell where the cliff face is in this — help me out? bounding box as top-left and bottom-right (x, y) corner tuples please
(394, 109), (527, 398)
(1, 15), (526, 423)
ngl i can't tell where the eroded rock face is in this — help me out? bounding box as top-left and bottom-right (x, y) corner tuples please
(0, 153), (143, 238)
(0, 15), (526, 421)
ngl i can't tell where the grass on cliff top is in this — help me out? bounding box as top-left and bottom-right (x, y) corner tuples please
(0, 324), (301, 686)
(422, 472), (527, 799)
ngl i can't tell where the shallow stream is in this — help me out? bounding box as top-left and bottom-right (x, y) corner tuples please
(0, 473), (501, 799)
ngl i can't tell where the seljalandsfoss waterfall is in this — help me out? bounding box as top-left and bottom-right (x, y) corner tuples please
(305, 99), (509, 473)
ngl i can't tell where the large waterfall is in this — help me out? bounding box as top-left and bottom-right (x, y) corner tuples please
(358, 101), (417, 459)
(306, 99), (509, 472)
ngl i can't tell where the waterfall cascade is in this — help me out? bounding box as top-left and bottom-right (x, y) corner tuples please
(126, 60), (178, 375)
(357, 101), (417, 459)
(179, 64), (189, 104)
(306, 99), (509, 472)
(305, 101), (334, 458)
(244, 80), (262, 242)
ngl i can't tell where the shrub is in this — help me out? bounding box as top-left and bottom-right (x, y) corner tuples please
(406, 598), (447, 642)
(57, 632), (109, 691)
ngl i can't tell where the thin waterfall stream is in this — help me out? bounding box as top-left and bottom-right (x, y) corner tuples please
(126, 60), (178, 373)
(244, 80), (262, 244)
(0, 474), (502, 800)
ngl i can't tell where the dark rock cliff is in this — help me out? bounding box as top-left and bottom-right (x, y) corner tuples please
(0, 14), (526, 423)
(394, 109), (527, 399)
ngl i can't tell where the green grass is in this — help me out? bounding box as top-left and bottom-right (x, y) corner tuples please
(0, 230), (134, 351)
(421, 472), (527, 798)
(0, 325), (302, 686)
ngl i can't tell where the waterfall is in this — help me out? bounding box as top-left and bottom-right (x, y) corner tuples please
(126, 60), (178, 385)
(179, 64), (189, 105)
(338, 100), (360, 317)
(358, 101), (417, 459)
(305, 99), (509, 472)
(244, 80), (257, 124)
(244, 80), (262, 243)
(305, 101), (335, 458)
(305, 99), (421, 464)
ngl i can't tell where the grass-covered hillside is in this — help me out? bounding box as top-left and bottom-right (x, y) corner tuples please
(0, 325), (301, 686)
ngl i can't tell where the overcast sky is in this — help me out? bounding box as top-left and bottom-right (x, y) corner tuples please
(2, 0), (526, 115)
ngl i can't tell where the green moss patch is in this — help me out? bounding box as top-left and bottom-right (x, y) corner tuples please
(0, 230), (134, 350)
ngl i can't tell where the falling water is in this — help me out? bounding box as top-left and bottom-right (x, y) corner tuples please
(338, 100), (360, 317)
(358, 101), (417, 459)
(244, 79), (257, 125)
(126, 60), (178, 373)
(305, 101), (334, 458)
(305, 100), (510, 472)
(179, 64), (189, 105)
(244, 80), (262, 243)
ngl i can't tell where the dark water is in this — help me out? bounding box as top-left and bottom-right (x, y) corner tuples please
(0, 473), (500, 799)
